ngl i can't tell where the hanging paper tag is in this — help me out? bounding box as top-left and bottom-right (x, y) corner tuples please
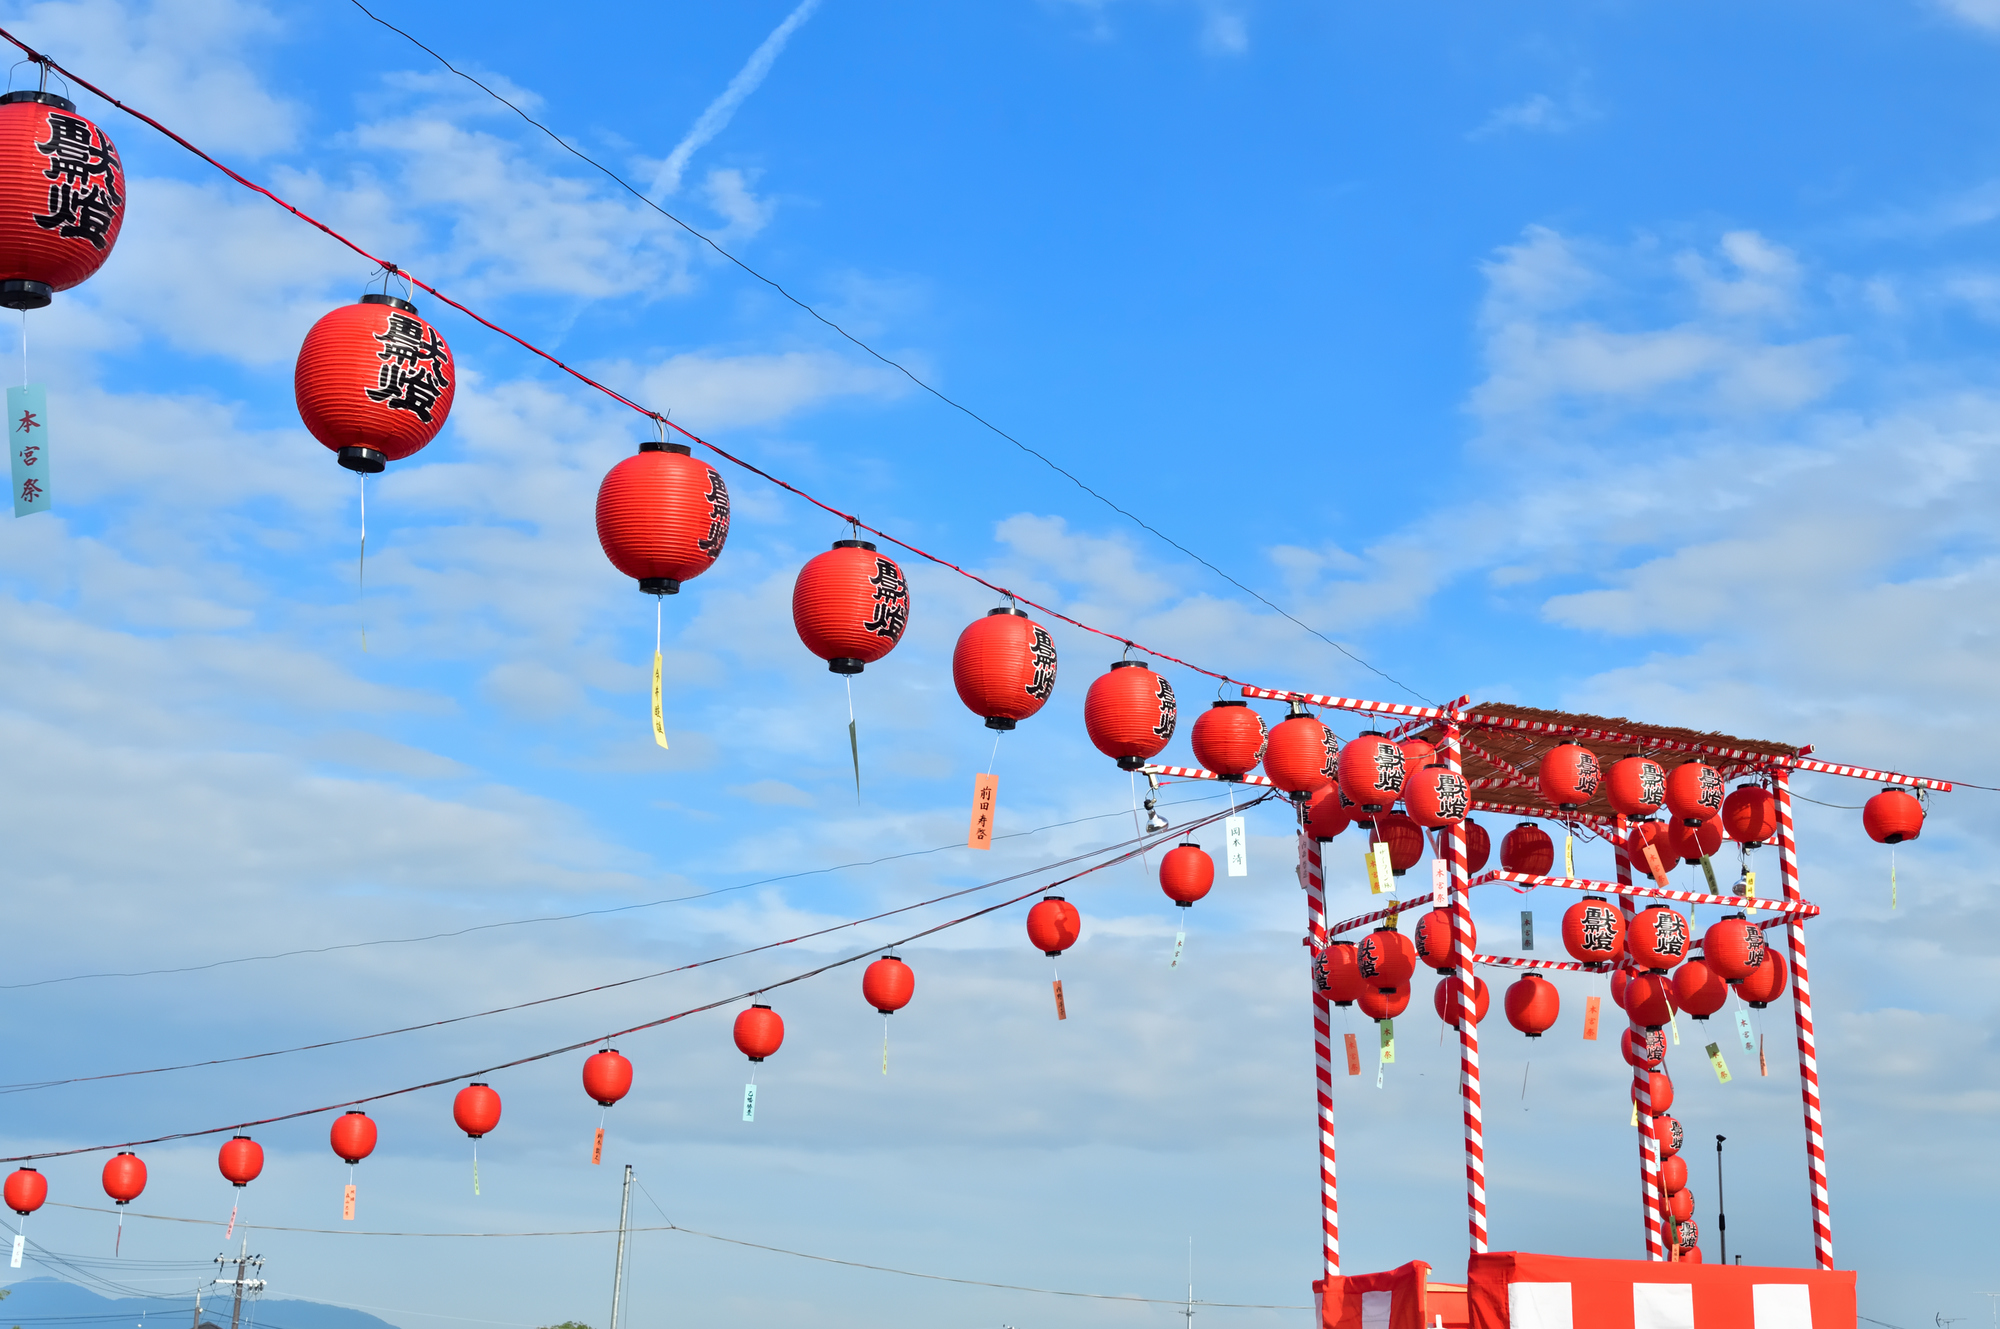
(1705, 1042), (1732, 1084)
(1520, 910), (1535, 951)
(742, 1083), (757, 1122)
(1641, 843), (1670, 888)
(1734, 1007), (1755, 1052)
(9, 384), (48, 518)
(1630, 1100), (1639, 1127)
(1367, 842), (1393, 894)
(1669, 1010), (1681, 1046)
(1563, 833), (1575, 878)
(967, 773), (998, 850)
(8, 1233), (20, 1268)
(591, 1127), (605, 1165)
(1891, 855), (1898, 910)
(1759, 1033), (1767, 1077)
(1225, 815), (1248, 876)
(1583, 995), (1601, 1041)
(342, 1184), (357, 1222)
(1699, 855), (1719, 893)
(225, 1203), (237, 1239)
(473, 1158), (481, 1197)
(1379, 1019), (1395, 1064)
(1170, 930), (1185, 968)
(1742, 870), (1757, 899)
(650, 651), (669, 749)
(1431, 859), (1448, 907)
(1052, 978), (1067, 1020)
(1344, 1032), (1360, 1076)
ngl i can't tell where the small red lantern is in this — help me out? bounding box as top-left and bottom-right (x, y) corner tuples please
(1463, 818), (1491, 873)
(1026, 896), (1082, 956)
(596, 442), (730, 593)
(1862, 787), (1924, 844)
(1374, 812), (1426, 876)
(1664, 762), (1724, 825)
(1671, 959), (1729, 1020)
(952, 608), (1057, 730)
(863, 955), (915, 1013)
(1625, 973), (1675, 1027)
(1720, 783), (1777, 845)
(1702, 913), (1767, 983)
(1405, 763), (1470, 828)
(1262, 710), (1338, 796)
(1560, 895), (1626, 965)
(1356, 983), (1411, 1021)
(330, 1111), (377, 1165)
(1661, 1153), (1689, 1192)
(1628, 905), (1691, 972)
(792, 540), (909, 674)
(1336, 731), (1407, 815)
(733, 1005), (785, 1061)
(1610, 966), (1631, 1011)
(1433, 974), (1491, 1026)
(1159, 842), (1215, 907)
(583, 1050), (634, 1106)
(101, 1152), (146, 1205)
(1190, 701), (1266, 778)
(1667, 1187), (1694, 1223)
(1675, 1217), (1699, 1253)
(218, 1136), (264, 1187)
(1632, 1070), (1675, 1116)
(4, 1167), (45, 1215)
(1623, 1025), (1667, 1070)
(1663, 817), (1723, 865)
(1606, 755), (1667, 817)
(1083, 661), (1177, 770)
(1539, 742), (1601, 809)
(453, 1083), (502, 1139)
(1500, 822), (1554, 876)
(1504, 974), (1560, 1037)
(1399, 737), (1437, 770)
(296, 294), (456, 472)
(1314, 940), (1366, 1006)
(1414, 907), (1475, 974)
(1733, 948), (1788, 1008)
(1304, 785), (1351, 842)
(1357, 926), (1416, 991)
(1655, 1113), (1684, 1157)
(0, 93), (126, 310)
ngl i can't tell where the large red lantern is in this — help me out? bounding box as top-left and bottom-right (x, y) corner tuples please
(101, 1152), (146, 1205)
(1336, 731), (1406, 815)
(1733, 949), (1788, 1008)
(1414, 907), (1474, 974)
(0, 93), (126, 309)
(1405, 764), (1469, 828)
(1606, 755), (1667, 817)
(1374, 812), (1425, 876)
(1862, 787), (1924, 844)
(1655, 1113), (1684, 1157)
(1190, 701), (1266, 779)
(792, 540), (909, 674)
(1663, 817), (1723, 865)
(1633, 1070), (1675, 1116)
(1504, 974), (1560, 1037)
(4, 1167), (45, 1215)
(1314, 941), (1366, 1006)
(1671, 958), (1729, 1020)
(1262, 710), (1338, 796)
(330, 1111), (377, 1165)
(1026, 896), (1082, 956)
(1499, 822), (1554, 876)
(1539, 742), (1601, 809)
(1159, 842), (1215, 907)
(863, 955), (915, 1013)
(1701, 913), (1767, 983)
(1628, 905), (1691, 972)
(1356, 983), (1411, 1021)
(1560, 895), (1626, 965)
(1625, 973), (1674, 1027)
(733, 1005), (785, 1061)
(453, 1083), (502, 1139)
(1357, 926), (1416, 992)
(218, 1136), (264, 1187)
(1610, 967), (1632, 1011)
(1433, 974), (1491, 1025)
(1083, 661), (1176, 769)
(1721, 783), (1777, 845)
(297, 294), (456, 472)
(1304, 785), (1351, 842)
(1661, 1154), (1688, 1193)
(952, 608), (1057, 730)
(582, 1050), (634, 1106)
(1463, 818), (1491, 873)
(1623, 1025), (1667, 1070)
(1664, 762), (1725, 825)
(596, 442), (729, 594)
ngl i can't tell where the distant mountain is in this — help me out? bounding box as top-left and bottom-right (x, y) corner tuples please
(0, 1276), (402, 1329)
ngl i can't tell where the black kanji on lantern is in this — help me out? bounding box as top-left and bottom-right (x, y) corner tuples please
(862, 557), (908, 641)
(1151, 674), (1177, 742)
(1371, 743), (1407, 793)
(1580, 904), (1619, 954)
(1024, 625), (1057, 701)
(1639, 764), (1666, 806)
(1650, 912), (1688, 959)
(32, 113), (122, 251)
(365, 313), (451, 423)
(1316, 726), (1339, 779)
(695, 469), (730, 557)
(1744, 928), (1767, 968)
(1435, 772), (1470, 821)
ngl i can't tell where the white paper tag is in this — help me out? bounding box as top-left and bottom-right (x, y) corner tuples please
(1431, 859), (1448, 907)
(1520, 910), (1535, 951)
(9, 1234), (21, 1268)
(741, 1083), (757, 1122)
(1170, 930), (1185, 968)
(1735, 1007), (1755, 1052)
(1368, 841), (1393, 894)
(1225, 816), (1248, 877)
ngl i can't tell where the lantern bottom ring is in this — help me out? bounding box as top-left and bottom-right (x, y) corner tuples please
(983, 716), (1016, 731)
(1116, 755), (1148, 771)
(638, 577), (682, 596)
(827, 657), (865, 675)
(0, 280), (51, 311)
(337, 446), (386, 474)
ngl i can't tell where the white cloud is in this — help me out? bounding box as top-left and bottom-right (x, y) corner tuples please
(649, 0), (823, 199)
(1470, 88), (1598, 140)
(1933, 0), (2000, 30)
(1199, 5), (1249, 55)
(627, 348), (910, 429)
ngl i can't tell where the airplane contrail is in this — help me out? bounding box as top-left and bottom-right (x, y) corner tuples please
(650, 0), (824, 200)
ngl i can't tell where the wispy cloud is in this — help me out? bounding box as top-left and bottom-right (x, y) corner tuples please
(649, 0), (824, 200)
(1469, 88), (1598, 141)
(1933, 0), (2000, 31)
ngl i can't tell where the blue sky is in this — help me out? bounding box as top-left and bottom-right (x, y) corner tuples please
(1, 0), (1996, 1325)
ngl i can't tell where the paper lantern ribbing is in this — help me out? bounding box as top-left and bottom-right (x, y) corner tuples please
(1664, 762), (1725, 826)
(1661, 1153), (1688, 1192)
(1664, 817), (1723, 866)
(1623, 1025), (1667, 1070)
(1628, 905), (1691, 972)
(4, 1168), (45, 1215)
(596, 442), (729, 594)
(1314, 940), (1366, 1007)
(1655, 1113), (1684, 1157)
(792, 540), (909, 674)
(1433, 974), (1490, 1026)
(453, 1083), (502, 1139)
(1336, 731), (1406, 816)
(1414, 907), (1474, 975)
(1733, 949), (1788, 1008)
(1634, 1070), (1675, 1116)
(0, 93), (126, 310)
(1671, 958), (1729, 1020)
(582, 1049), (633, 1107)
(1190, 701), (1266, 779)
(1560, 895), (1626, 965)
(1668, 1187), (1694, 1223)
(1862, 787), (1924, 844)
(1159, 842), (1215, 907)
(863, 955), (915, 1014)
(1357, 926), (1416, 992)
(1356, 983), (1410, 1021)
(1539, 742), (1601, 809)
(100, 1153), (145, 1206)
(952, 608), (1057, 731)
(1082, 661), (1176, 770)
(1463, 818), (1491, 873)
(1606, 755), (1667, 817)
(1625, 973), (1674, 1028)
(330, 1111), (377, 1165)
(1499, 822), (1554, 876)
(1504, 974), (1560, 1037)
(1701, 913), (1767, 983)
(1303, 785), (1351, 842)
(1262, 712), (1338, 796)
(1721, 783), (1778, 845)
(1404, 763), (1469, 828)
(296, 294), (455, 472)
(1374, 812), (1425, 876)
(218, 1136), (264, 1187)
(733, 1006), (785, 1062)
(1026, 896), (1082, 956)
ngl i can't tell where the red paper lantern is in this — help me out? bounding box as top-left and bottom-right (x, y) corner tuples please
(863, 955), (915, 1013)
(1357, 926), (1416, 991)
(1399, 737), (1437, 770)
(4, 1167), (45, 1215)
(1661, 1153), (1688, 1193)
(1625, 973), (1674, 1027)
(1504, 974), (1560, 1037)
(1082, 661), (1176, 770)
(1405, 764), (1470, 828)
(1733, 948), (1788, 1008)
(1190, 701), (1266, 779)
(1304, 785), (1351, 842)
(1702, 913), (1768, 984)
(1262, 712), (1338, 796)
(101, 1153), (145, 1205)
(1561, 895), (1626, 965)
(1159, 842), (1215, 907)
(453, 1083), (502, 1139)
(1356, 983), (1410, 1021)
(1336, 731), (1407, 814)
(1655, 1113), (1684, 1157)
(296, 295), (455, 472)
(596, 442), (729, 593)
(733, 1005), (785, 1061)
(1314, 941), (1367, 1006)
(1628, 905), (1692, 972)
(1433, 974), (1491, 1025)
(1610, 967), (1631, 1011)
(1026, 896), (1082, 956)
(1672, 959), (1729, 1020)
(0, 93), (126, 309)
(329, 1111), (377, 1165)
(1414, 907), (1475, 974)
(1676, 1219), (1699, 1253)
(952, 608), (1057, 731)
(1500, 822), (1554, 876)
(1463, 818), (1491, 873)
(1539, 742), (1601, 809)
(1632, 1070), (1675, 1116)
(218, 1136), (264, 1187)
(582, 1050), (634, 1106)
(1374, 812), (1426, 876)
(1606, 755), (1667, 817)
(1664, 762), (1725, 826)
(792, 541), (909, 674)
(1862, 787), (1924, 844)
(1623, 1025), (1667, 1070)
(1721, 784), (1777, 845)
(1668, 1188), (1694, 1223)
(1664, 817), (1723, 865)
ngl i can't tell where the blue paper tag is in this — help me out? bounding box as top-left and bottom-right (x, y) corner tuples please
(1735, 1006), (1755, 1052)
(742, 1083), (757, 1122)
(9, 384), (48, 517)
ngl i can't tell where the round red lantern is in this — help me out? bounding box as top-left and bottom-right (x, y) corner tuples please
(1623, 1025), (1667, 1070)
(1405, 764), (1470, 829)
(1676, 1220), (1700, 1254)
(1159, 842), (1215, 907)
(1336, 731), (1407, 815)
(1671, 959), (1729, 1020)
(1633, 1070), (1675, 1116)
(1628, 905), (1692, 972)
(1539, 742), (1601, 809)
(1733, 948), (1788, 1008)
(1414, 907), (1475, 974)
(1606, 755), (1667, 817)
(330, 1111), (377, 1165)
(297, 294), (456, 472)
(952, 608), (1057, 730)
(863, 955), (915, 1013)
(1863, 787), (1924, 844)
(1702, 914), (1768, 984)
(1668, 1188), (1694, 1223)
(453, 1083), (502, 1139)
(1433, 974), (1490, 1026)
(1357, 926), (1416, 991)
(1356, 983), (1410, 1021)
(792, 541), (909, 674)
(1315, 940), (1366, 1006)
(733, 1005), (785, 1061)
(1625, 820), (1670, 872)
(1721, 783), (1777, 845)
(596, 442), (729, 593)
(1504, 974), (1560, 1037)
(0, 93), (126, 309)
(1262, 710), (1338, 796)
(1661, 1153), (1689, 1192)
(1191, 701), (1266, 779)
(1374, 812), (1426, 876)
(1664, 762), (1725, 825)
(218, 1135), (264, 1187)
(4, 1167), (45, 1215)
(1655, 1113), (1684, 1157)
(1625, 972), (1675, 1027)
(1399, 737), (1437, 770)
(1463, 818), (1491, 873)
(1500, 822), (1554, 876)
(1664, 817), (1723, 865)
(1083, 661), (1176, 769)
(1561, 895), (1626, 965)
(582, 1049), (633, 1106)
(1610, 966), (1631, 1011)
(101, 1152), (145, 1205)
(1304, 785), (1351, 842)
(1026, 896), (1082, 956)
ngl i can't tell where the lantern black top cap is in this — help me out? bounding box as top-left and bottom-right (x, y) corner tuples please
(1210, 698), (1247, 708)
(0, 90), (74, 111)
(1110, 659), (1148, 670)
(1042, 893), (1066, 901)
(1583, 893), (1606, 901)
(640, 441), (692, 455)
(832, 538), (877, 552)
(359, 292), (418, 314)
(986, 606), (1028, 618)
(1359, 728), (1384, 736)
(751, 1003), (772, 1010)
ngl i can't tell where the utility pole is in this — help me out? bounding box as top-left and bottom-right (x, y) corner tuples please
(1180, 1238), (1194, 1329)
(1714, 1135), (1728, 1267)
(608, 1164), (633, 1329)
(213, 1242), (263, 1329)
(1978, 1292), (1999, 1329)
(189, 1285), (201, 1329)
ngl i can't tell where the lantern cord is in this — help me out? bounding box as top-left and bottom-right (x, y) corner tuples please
(845, 675), (859, 801)
(17, 308), (23, 388)
(987, 732), (1001, 776)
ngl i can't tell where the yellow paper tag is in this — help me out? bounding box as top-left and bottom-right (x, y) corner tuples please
(1345, 1032), (1361, 1076)
(591, 1127), (604, 1166)
(650, 651), (668, 749)
(1583, 994), (1601, 1041)
(1379, 1019), (1395, 1064)
(342, 1183), (356, 1222)
(1743, 870), (1757, 898)
(1564, 833), (1575, 878)
(968, 773), (998, 850)
(1669, 1009), (1681, 1046)
(1706, 1041), (1732, 1084)
(1630, 1100), (1639, 1127)
(1052, 978), (1067, 1021)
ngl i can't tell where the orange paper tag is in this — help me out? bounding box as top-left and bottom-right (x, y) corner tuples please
(342, 1183), (356, 1222)
(591, 1127), (605, 1166)
(1641, 843), (1670, 888)
(968, 773), (998, 850)
(1583, 994), (1602, 1041)
(1344, 1032), (1361, 1076)
(1052, 978), (1067, 1020)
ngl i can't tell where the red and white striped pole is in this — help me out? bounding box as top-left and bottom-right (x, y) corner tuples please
(1300, 827), (1339, 1278)
(1771, 769), (1834, 1269)
(1615, 818), (1669, 1261)
(1439, 725), (1488, 1255)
